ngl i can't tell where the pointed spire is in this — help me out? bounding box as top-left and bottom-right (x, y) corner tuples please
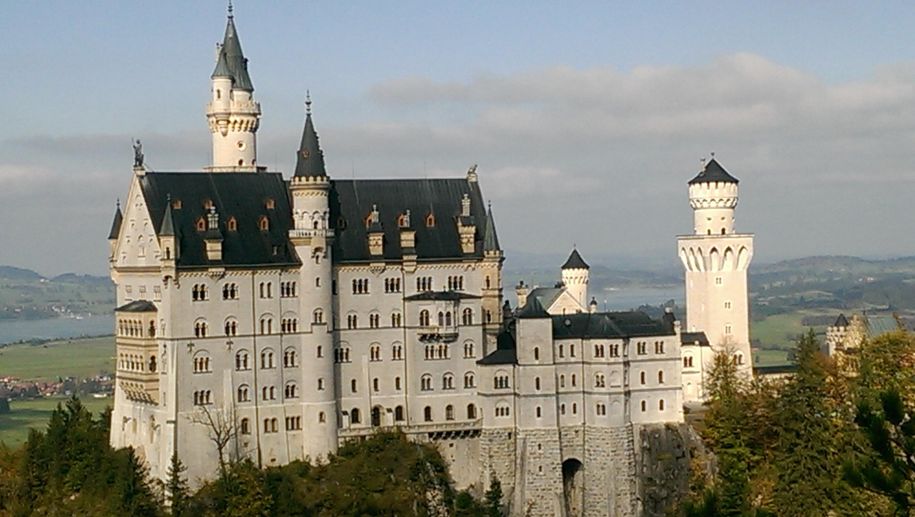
(211, 46), (232, 79)
(483, 202), (500, 252)
(159, 197), (175, 237)
(216, 5), (253, 91)
(108, 200), (123, 239)
(294, 94), (327, 177)
(561, 248), (589, 270)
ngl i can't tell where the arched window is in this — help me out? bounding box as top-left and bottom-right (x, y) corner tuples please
(351, 379), (357, 393)
(419, 310), (430, 327)
(259, 216), (269, 231)
(464, 372), (475, 388)
(659, 399), (665, 411)
(193, 352), (211, 373)
(559, 375), (565, 388)
(640, 371), (646, 385)
(285, 382), (298, 399)
(467, 404), (477, 419)
(240, 418), (250, 434)
(313, 309), (324, 324)
(261, 349), (275, 369)
(224, 318), (238, 337)
(237, 384), (250, 403)
(370, 344), (381, 361)
(641, 400), (647, 412)
(535, 377), (541, 390)
(658, 370), (665, 384)
(442, 373), (454, 390)
(391, 312), (402, 327)
(194, 320), (208, 338)
(351, 408), (361, 424)
(445, 312), (452, 327)
(395, 406), (405, 421)
(424, 406), (433, 422)
(462, 308), (473, 325)
(438, 311), (444, 327)
(445, 405), (455, 421)
(421, 374), (433, 391)
(534, 347), (539, 361)
(595, 373), (605, 388)
(235, 350), (249, 371)
(227, 217), (237, 231)
(283, 348), (298, 368)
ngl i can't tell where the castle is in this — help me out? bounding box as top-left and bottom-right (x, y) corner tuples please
(107, 9), (754, 516)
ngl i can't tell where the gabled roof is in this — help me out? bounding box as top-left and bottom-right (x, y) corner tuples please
(108, 203), (123, 240)
(681, 331), (710, 346)
(688, 158), (739, 185)
(517, 296), (550, 319)
(561, 248), (589, 270)
(116, 300), (157, 313)
(293, 111), (327, 177)
(214, 13), (253, 91)
(329, 178), (487, 263)
(139, 172), (298, 269)
(483, 205), (500, 252)
(552, 311), (673, 339)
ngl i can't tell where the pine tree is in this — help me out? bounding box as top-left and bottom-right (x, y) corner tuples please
(485, 474), (504, 517)
(770, 329), (861, 516)
(166, 452), (189, 516)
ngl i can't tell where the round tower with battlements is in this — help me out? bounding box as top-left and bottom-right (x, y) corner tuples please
(678, 157), (754, 387)
(561, 248), (590, 310)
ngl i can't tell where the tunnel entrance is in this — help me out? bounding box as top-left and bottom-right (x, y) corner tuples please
(562, 458), (584, 516)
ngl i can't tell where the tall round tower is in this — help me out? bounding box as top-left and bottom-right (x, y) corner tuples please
(678, 157), (754, 387)
(288, 97), (338, 459)
(561, 248), (590, 310)
(205, 6), (262, 172)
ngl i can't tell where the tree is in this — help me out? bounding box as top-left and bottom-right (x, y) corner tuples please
(166, 452), (190, 516)
(769, 329), (863, 516)
(190, 405), (240, 478)
(485, 473), (504, 517)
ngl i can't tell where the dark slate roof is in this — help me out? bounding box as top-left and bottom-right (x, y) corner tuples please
(329, 178), (487, 263)
(214, 14), (253, 91)
(139, 172), (299, 269)
(116, 300), (157, 312)
(754, 364), (797, 376)
(483, 205), (500, 252)
(477, 327), (517, 365)
(108, 203), (123, 240)
(517, 296), (550, 319)
(561, 248), (589, 270)
(552, 311), (673, 339)
(681, 331), (710, 346)
(404, 291), (481, 302)
(293, 112), (327, 177)
(834, 314), (849, 328)
(159, 203), (175, 237)
(527, 287), (564, 310)
(688, 158), (739, 185)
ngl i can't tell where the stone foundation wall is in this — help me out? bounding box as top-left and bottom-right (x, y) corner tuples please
(633, 423), (697, 517)
(515, 429), (563, 516)
(480, 429), (518, 511)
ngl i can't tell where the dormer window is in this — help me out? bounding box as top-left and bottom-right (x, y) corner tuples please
(172, 199), (182, 210)
(425, 213), (435, 227)
(364, 213), (373, 229)
(203, 199), (214, 210)
(259, 216), (269, 231)
(196, 217), (207, 232)
(337, 217), (347, 230)
(397, 213), (408, 228)
(265, 198), (275, 210)
(227, 217), (237, 231)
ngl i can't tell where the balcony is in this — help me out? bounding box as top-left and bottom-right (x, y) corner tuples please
(417, 325), (459, 343)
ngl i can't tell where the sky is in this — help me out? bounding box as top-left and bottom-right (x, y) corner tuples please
(5, 1), (915, 275)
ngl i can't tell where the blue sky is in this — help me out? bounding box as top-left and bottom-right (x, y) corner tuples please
(4, 1), (915, 274)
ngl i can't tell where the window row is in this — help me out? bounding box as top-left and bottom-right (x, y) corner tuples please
(446, 275), (464, 291)
(636, 340), (666, 355)
(419, 372), (475, 391)
(232, 348), (310, 371)
(418, 309), (474, 327)
(352, 278), (369, 294)
(345, 312), (403, 329)
(280, 281), (297, 298)
(118, 319), (155, 338)
(384, 278), (401, 293)
(118, 353), (156, 373)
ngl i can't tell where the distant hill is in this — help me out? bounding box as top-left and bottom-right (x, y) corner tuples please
(0, 266), (113, 321)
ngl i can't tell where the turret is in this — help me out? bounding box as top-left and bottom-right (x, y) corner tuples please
(287, 95), (336, 460)
(205, 4), (262, 172)
(688, 157), (739, 236)
(560, 248), (589, 309)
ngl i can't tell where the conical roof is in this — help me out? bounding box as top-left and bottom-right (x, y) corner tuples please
(159, 203), (175, 237)
(483, 204), (500, 252)
(834, 313), (849, 328)
(108, 203), (123, 239)
(561, 248), (589, 270)
(688, 158), (739, 185)
(294, 111), (327, 177)
(213, 13), (253, 91)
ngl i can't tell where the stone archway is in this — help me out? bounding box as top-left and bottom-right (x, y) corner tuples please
(562, 458), (584, 517)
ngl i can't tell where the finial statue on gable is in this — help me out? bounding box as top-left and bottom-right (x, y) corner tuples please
(466, 163), (478, 183)
(133, 139), (144, 169)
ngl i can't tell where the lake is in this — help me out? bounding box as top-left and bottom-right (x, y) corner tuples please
(0, 315), (115, 346)
(598, 286), (683, 311)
